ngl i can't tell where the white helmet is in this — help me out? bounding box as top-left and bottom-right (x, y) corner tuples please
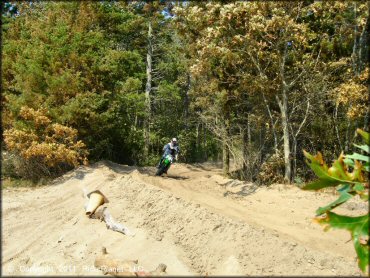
(170, 138), (177, 148)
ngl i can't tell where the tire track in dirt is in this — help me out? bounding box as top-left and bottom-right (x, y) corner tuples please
(108, 173), (361, 275)
(131, 163), (361, 261)
(2, 161), (365, 276)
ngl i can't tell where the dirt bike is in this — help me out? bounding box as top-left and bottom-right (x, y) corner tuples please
(155, 154), (174, 176)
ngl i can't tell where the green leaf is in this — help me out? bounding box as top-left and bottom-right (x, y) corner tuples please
(303, 151), (328, 173)
(337, 184), (350, 192)
(316, 186), (353, 215)
(330, 156), (352, 180)
(352, 183), (369, 201)
(356, 129), (370, 145)
(349, 160), (365, 181)
(343, 158), (354, 167)
(302, 151), (356, 190)
(303, 179), (340, 190)
(353, 183), (365, 192)
(316, 212), (369, 273)
(345, 153), (369, 163)
(353, 232), (369, 273)
(317, 212), (368, 238)
(353, 144), (370, 154)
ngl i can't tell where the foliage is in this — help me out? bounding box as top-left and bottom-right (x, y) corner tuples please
(1, 1), (368, 185)
(332, 66), (369, 120)
(257, 151), (285, 185)
(174, 1), (368, 180)
(3, 107), (88, 180)
(302, 129), (369, 273)
(2, 2), (147, 171)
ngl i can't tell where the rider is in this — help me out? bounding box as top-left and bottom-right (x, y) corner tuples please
(157, 138), (180, 169)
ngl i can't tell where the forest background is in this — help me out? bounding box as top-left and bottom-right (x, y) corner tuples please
(1, 1), (369, 185)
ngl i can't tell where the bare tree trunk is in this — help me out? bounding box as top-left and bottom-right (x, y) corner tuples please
(289, 125), (297, 183)
(352, 2), (360, 76)
(134, 114), (138, 131)
(353, 2), (370, 75)
(247, 113), (251, 145)
(223, 140), (230, 176)
(223, 107), (230, 176)
(278, 43), (292, 184)
(242, 125), (248, 180)
(290, 98), (310, 183)
(262, 92), (278, 154)
(278, 90), (291, 184)
(184, 73), (190, 130)
(144, 20), (153, 160)
(344, 119), (351, 153)
(203, 125), (208, 161)
(292, 138), (297, 182)
(196, 122), (200, 154)
(242, 127), (247, 171)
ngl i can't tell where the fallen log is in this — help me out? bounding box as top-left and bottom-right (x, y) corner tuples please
(83, 188), (135, 236)
(92, 207), (135, 236)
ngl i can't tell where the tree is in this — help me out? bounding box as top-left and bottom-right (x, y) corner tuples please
(174, 1), (368, 183)
(2, 1), (146, 174)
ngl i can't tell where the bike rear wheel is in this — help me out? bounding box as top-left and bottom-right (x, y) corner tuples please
(155, 164), (169, 176)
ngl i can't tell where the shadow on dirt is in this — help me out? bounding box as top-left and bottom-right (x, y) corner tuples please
(74, 170), (87, 180)
(162, 175), (189, 180)
(51, 166), (95, 185)
(182, 164), (203, 172)
(137, 167), (157, 176)
(96, 160), (137, 175)
(220, 180), (259, 197)
(223, 186), (258, 197)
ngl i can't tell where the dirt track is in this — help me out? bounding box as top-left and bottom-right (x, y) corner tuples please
(2, 161), (367, 276)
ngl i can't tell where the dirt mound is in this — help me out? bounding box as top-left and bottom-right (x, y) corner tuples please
(2, 161), (365, 276)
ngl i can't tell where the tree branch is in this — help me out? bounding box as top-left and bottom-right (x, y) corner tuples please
(295, 99), (310, 138)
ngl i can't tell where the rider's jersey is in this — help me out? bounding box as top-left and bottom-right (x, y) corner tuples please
(163, 143), (180, 157)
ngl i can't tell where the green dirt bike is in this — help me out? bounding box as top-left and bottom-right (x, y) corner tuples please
(155, 154), (174, 176)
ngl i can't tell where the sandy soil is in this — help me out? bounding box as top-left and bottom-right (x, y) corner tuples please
(2, 161), (367, 276)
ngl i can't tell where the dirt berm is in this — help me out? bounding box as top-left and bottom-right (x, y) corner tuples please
(2, 161), (367, 276)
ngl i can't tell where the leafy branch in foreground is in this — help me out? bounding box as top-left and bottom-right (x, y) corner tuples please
(302, 128), (369, 273)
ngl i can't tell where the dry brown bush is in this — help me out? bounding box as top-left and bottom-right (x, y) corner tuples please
(3, 106), (88, 181)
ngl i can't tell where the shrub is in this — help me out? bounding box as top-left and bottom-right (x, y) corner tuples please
(257, 151), (285, 185)
(3, 106), (88, 181)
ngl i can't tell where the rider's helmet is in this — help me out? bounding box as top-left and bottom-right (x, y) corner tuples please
(171, 138), (177, 147)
